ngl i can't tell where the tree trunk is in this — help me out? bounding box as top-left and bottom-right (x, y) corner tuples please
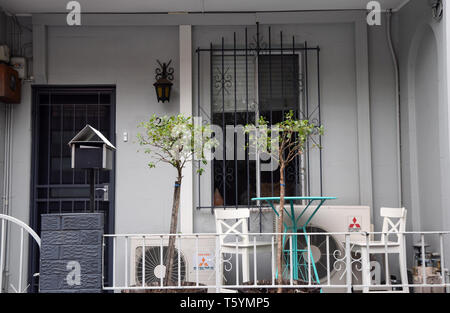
(276, 163), (285, 293)
(164, 169), (182, 286)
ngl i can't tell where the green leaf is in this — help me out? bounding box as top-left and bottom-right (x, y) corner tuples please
(137, 113), (219, 173)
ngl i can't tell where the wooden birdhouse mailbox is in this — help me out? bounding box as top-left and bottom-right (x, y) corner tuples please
(69, 125), (116, 170)
(69, 125), (116, 212)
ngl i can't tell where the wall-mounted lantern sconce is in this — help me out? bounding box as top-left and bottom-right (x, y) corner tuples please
(153, 60), (174, 103)
(429, 0), (443, 21)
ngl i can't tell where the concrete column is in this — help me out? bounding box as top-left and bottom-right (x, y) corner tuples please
(39, 213), (104, 293)
(443, 0), (450, 232)
(179, 25), (194, 234)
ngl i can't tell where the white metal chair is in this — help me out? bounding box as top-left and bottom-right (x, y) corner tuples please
(214, 209), (273, 283)
(351, 207), (408, 293)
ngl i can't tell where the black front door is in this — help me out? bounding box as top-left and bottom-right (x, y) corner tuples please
(29, 85), (116, 292)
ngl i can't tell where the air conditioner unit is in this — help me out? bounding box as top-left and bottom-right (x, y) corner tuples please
(291, 205), (371, 241)
(280, 205), (371, 292)
(129, 236), (217, 288)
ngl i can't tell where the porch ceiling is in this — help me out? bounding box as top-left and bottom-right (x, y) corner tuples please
(1, 0), (409, 15)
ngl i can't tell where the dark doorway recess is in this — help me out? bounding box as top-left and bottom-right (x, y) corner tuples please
(29, 85), (116, 292)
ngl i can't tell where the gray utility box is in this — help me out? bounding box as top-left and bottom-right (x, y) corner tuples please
(69, 125), (116, 170)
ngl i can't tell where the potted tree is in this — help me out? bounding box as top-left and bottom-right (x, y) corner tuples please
(245, 110), (323, 292)
(137, 114), (218, 290)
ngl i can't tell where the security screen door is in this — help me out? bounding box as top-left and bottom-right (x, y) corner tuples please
(29, 85), (116, 292)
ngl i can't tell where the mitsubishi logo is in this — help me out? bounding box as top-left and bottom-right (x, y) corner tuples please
(348, 217), (361, 232)
(198, 257), (209, 267)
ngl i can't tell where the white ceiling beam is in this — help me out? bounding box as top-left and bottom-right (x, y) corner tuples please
(1, 0), (410, 15)
(393, 0), (411, 12)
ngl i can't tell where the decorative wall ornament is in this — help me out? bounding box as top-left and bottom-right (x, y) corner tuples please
(214, 66), (233, 96)
(153, 60), (174, 103)
(249, 33), (269, 52)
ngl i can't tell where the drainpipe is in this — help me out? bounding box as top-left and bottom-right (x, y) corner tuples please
(1, 103), (13, 292)
(2, 105), (9, 216)
(1, 103), (7, 291)
(387, 10), (403, 207)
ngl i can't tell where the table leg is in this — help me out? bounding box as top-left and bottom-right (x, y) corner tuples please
(301, 199), (326, 284)
(292, 232), (299, 281)
(254, 196), (334, 289)
(289, 200), (299, 281)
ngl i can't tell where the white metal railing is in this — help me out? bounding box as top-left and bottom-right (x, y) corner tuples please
(102, 231), (450, 293)
(0, 214), (41, 293)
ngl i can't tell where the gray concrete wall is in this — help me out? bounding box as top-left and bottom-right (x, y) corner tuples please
(0, 103), (4, 212)
(0, 8), (8, 291)
(4, 82), (33, 292)
(6, 8), (444, 288)
(0, 9), (7, 211)
(192, 20), (400, 234)
(0, 14), (33, 292)
(46, 26), (180, 236)
(32, 12), (402, 239)
(41, 14), (397, 287)
(42, 19), (391, 235)
(368, 14), (401, 231)
(396, 0), (449, 253)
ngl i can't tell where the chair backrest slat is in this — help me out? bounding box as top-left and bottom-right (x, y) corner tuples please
(380, 207), (405, 219)
(380, 207), (407, 244)
(214, 209), (249, 220)
(214, 209), (250, 245)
